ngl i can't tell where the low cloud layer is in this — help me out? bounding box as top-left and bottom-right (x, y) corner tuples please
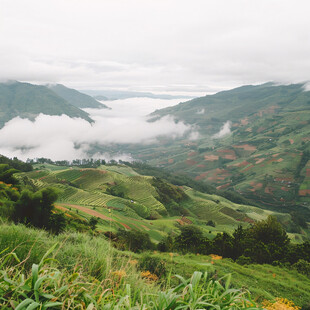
(212, 121), (231, 139)
(0, 98), (196, 161)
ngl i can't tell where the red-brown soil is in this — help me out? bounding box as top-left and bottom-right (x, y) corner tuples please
(233, 144), (257, 152)
(186, 159), (198, 165)
(204, 154), (219, 161)
(216, 183), (231, 190)
(242, 164), (254, 172)
(56, 203), (114, 221)
(299, 189), (310, 196)
(255, 158), (265, 164)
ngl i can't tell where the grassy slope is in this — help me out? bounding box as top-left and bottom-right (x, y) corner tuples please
(18, 164), (305, 242)
(0, 222), (309, 308)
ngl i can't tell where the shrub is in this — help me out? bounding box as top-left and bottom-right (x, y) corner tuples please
(236, 255), (252, 265)
(115, 229), (155, 252)
(138, 255), (167, 278)
(293, 259), (310, 276)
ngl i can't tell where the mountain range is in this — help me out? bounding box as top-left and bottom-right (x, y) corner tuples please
(83, 89), (193, 100)
(127, 83), (310, 215)
(1, 81), (309, 218)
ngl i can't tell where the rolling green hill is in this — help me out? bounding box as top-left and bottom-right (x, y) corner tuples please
(17, 163), (308, 242)
(48, 84), (108, 109)
(126, 83), (310, 216)
(150, 83), (310, 134)
(0, 81), (93, 127)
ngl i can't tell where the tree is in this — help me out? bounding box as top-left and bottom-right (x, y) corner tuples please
(116, 229), (154, 252)
(0, 164), (19, 186)
(48, 212), (66, 234)
(250, 215), (289, 246)
(13, 187), (59, 231)
(212, 232), (234, 257)
(174, 225), (209, 254)
(89, 216), (99, 230)
(158, 233), (174, 252)
(245, 216), (289, 264)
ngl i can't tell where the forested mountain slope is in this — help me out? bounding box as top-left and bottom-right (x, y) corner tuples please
(48, 84), (108, 109)
(0, 81), (93, 127)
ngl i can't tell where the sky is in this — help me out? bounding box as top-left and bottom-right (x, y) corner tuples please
(1, 0), (310, 95)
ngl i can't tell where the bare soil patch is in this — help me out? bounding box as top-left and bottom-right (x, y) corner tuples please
(186, 159), (198, 165)
(56, 203), (114, 222)
(233, 144), (257, 152)
(204, 154), (219, 161)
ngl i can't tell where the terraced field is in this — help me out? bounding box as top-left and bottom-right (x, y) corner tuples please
(18, 164), (307, 241)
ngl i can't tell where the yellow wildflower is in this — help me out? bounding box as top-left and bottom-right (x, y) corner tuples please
(112, 270), (127, 279)
(262, 298), (300, 310)
(210, 254), (222, 260)
(140, 271), (158, 282)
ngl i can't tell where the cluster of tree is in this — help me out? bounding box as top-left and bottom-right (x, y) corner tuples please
(0, 159), (66, 234)
(158, 216), (310, 266)
(295, 150), (310, 179)
(13, 188), (66, 234)
(28, 157), (107, 168)
(113, 229), (154, 252)
(152, 177), (187, 204)
(0, 155), (33, 172)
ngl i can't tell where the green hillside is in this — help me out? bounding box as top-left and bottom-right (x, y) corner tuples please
(125, 83), (310, 216)
(1, 223), (309, 308)
(17, 163), (308, 242)
(151, 83), (309, 134)
(48, 84), (108, 109)
(1, 157), (310, 309)
(0, 81), (93, 127)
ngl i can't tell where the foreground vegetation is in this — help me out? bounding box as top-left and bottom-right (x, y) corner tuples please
(1, 223), (309, 309)
(0, 223), (258, 309)
(1, 155), (310, 308)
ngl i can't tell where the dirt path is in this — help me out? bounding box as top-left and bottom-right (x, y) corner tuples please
(56, 203), (114, 221)
(56, 203), (133, 229)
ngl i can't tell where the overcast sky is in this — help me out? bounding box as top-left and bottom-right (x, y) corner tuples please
(1, 0), (310, 95)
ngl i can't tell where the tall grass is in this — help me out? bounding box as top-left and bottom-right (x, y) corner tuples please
(0, 250), (258, 309)
(0, 223), (261, 309)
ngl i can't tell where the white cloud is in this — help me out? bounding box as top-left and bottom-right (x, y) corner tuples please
(0, 98), (195, 160)
(196, 108), (205, 115)
(212, 121), (231, 139)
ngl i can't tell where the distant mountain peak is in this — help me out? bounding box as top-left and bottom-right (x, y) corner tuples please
(48, 84), (108, 109)
(0, 81), (93, 127)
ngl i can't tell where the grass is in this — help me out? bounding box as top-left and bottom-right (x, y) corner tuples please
(0, 222), (262, 309)
(155, 252), (310, 308)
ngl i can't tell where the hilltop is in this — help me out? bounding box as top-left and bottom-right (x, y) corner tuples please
(48, 84), (108, 109)
(0, 81), (93, 127)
